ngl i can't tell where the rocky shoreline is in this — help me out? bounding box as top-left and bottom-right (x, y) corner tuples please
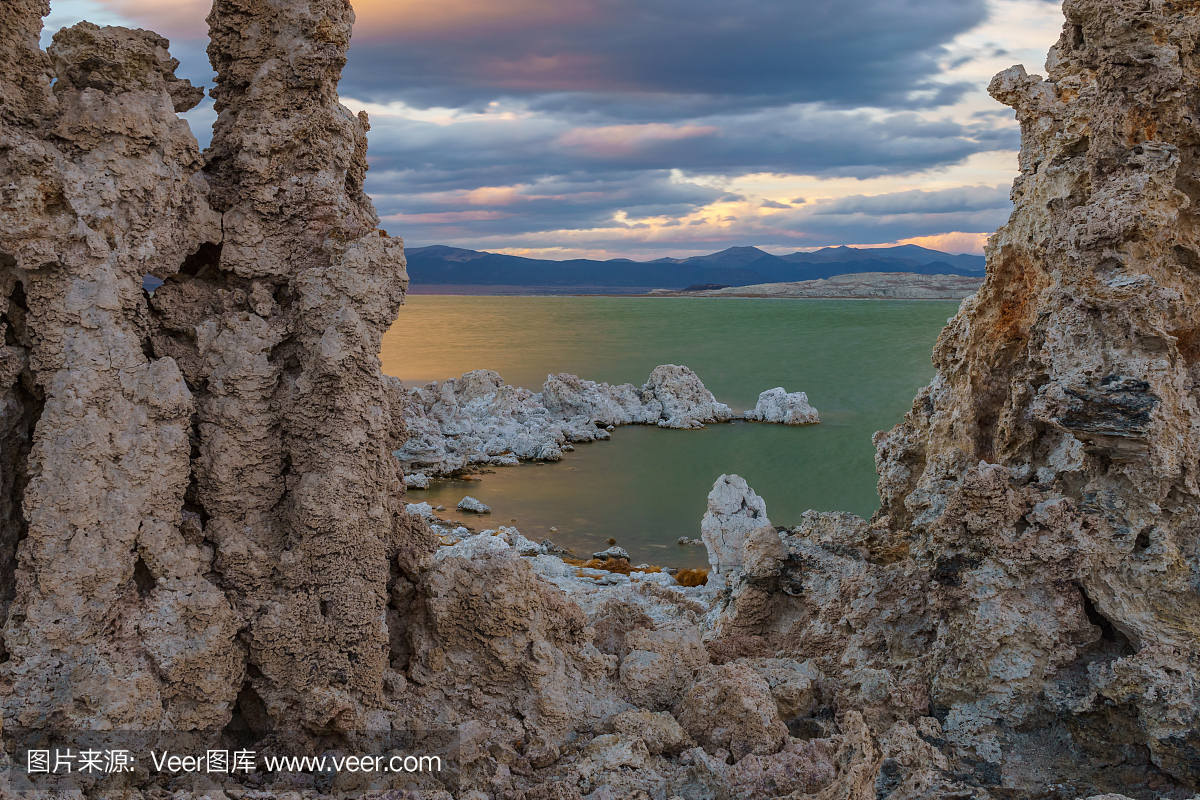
(394, 365), (818, 480)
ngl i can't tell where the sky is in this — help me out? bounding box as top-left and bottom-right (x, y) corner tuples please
(40, 0), (1066, 259)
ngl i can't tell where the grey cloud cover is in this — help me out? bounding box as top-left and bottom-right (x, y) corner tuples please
(811, 185), (1012, 216)
(39, 0), (1036, 253)
(332, 0), (1023, 250)
(343, 0), (988, 113)
(362, 105), (1015, 196)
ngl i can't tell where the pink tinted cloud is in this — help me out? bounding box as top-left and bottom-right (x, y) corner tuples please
(470, 52), (617, 92)
(100, 0), (210, 39)
(462, 186), (525, 206)
(557, 124), (721, 157)
(353, 0), (601, 39)
(381, 210), (514, 224)
(415, 185), (609, 208)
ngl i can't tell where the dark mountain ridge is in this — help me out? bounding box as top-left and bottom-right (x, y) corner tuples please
(405, 244), (986, 290)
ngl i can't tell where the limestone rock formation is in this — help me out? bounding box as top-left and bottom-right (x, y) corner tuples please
(0, 0), (429, 740)
(700, 474), (786, 582)
(744, 387), (820, 425)
(609, 708), (693, 756)
(592, 545), (630, 561)
(404, 472), (431, 488)
(457, 495), (490, 514)
(696, 1), (1200, 792)
(866, 1), (1200, 789)
(402, 544), (624, 750)
(618, 625), (708, 711)
(674, 661), (788, 760)
(394, 365), (740, 477)
(643, 364), (736, 428)
(0, 11), (240, 731)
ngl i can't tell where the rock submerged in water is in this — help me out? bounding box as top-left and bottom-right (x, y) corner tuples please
(744, 387), (819, 425)
(457, 495), (491, 513)
(643, 364), (735, 429)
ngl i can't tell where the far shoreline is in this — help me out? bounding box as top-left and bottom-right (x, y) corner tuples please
(407, 293), (970, 302)
(406, 271), (983, 301)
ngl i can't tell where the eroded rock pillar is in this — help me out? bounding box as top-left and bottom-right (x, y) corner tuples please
(0, 10), (240, 730)
(147, 0), (413, 732)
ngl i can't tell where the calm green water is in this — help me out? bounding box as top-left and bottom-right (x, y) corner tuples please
(380, 296), (959, 567)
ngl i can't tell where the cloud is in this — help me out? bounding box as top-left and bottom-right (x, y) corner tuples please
(772, 184), (1013, 241)
(98, 0), (209, 39)
(353, 0), (599, 36)
(892, 231), (991, 254)
(47, 0), (987, 118)
(343, 0), (988, 114)
(381, 210), (516, 224)
(43, 0), (1056, 259)
(371, 171), (729, 239)
(354, 101), (1014, 201)
(557, 124), (721, 158)
(811, 185), (1011, 216)
(378, 175), (1014, 256)
(350, 90), (1017, 248)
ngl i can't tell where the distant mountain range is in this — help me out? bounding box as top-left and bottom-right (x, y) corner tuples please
(404, 244), (986, 290)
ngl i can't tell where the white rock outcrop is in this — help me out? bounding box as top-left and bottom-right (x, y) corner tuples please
(700, 474), (786, 580)
(592, 545), (631, 561)
(643, 364), (735, 428)
(457, 495), (490, 514)
(744, 387), (819, 425)
(403, 472), (430, 489)
(394, 364), (740, 476)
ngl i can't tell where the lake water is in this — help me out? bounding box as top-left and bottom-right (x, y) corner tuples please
(379, 296), (960, 568)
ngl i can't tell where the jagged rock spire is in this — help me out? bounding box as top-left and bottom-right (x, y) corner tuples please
(874, 0), (1200, 784)
(0, 0), (423, 735)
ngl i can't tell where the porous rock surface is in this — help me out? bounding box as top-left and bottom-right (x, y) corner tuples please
(866, 1), (1200, 789)
(0, 0), (427, 740)
(457, 495), (490, 514)
(694, 2), (1200, 790)
(2, 1), (1199, 799)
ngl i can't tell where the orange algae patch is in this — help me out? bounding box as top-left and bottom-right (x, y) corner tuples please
(674, 568), (709, 587)
(563, 557), (663, 576)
